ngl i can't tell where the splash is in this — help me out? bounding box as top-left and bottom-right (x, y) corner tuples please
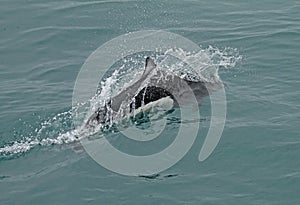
(0, 46), (241, 158)
(162, 46), (241, 82)
(0, 109), (79, 157)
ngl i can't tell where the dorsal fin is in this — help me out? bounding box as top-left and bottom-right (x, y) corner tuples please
(143, 57), (156, 76)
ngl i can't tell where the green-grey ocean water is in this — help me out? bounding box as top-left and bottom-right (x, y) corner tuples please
(1, 0), (300, 204)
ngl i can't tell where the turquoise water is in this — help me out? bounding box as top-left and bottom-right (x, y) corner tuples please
(1, 0), (300, 204)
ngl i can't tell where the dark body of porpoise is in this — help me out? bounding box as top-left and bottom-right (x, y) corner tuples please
(86, 57), (221, 126)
